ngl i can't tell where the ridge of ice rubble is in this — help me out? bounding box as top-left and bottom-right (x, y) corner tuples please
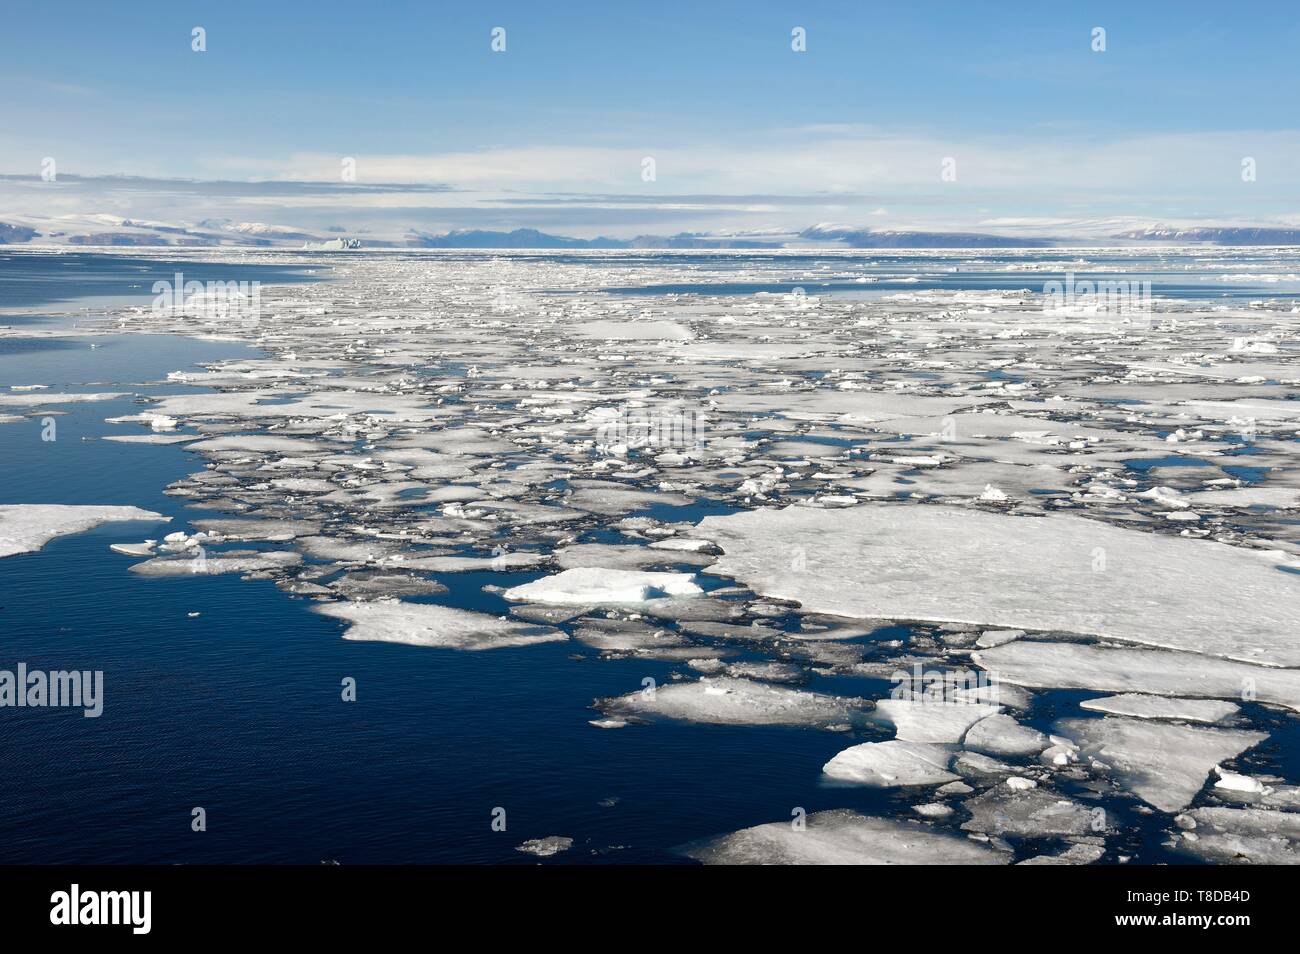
(682, 809), (1007, 865)
(0, 504), (169, 559)
(503, 567), (703, 604)
(599, 677), (866, 727)
(697, 503), (1300, 666)
(315, 600), (567, 650)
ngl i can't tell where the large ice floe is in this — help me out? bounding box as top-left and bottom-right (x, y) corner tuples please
(0, 504), (168, 559)
(1054, 717), (1266, 812)
(698, 503), (1300, 666)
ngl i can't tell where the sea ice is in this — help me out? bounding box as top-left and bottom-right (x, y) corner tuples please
(315, 600), (566, 651)
(515, 836), (574, 858)
(698, 503), (1300, 666)
(976, 640), (1300, 712)
(682, 809), (1006, 865)
(0, 504), (168, 559)
(503, 567), (703, 604)
(963, 713), (1049, 757)
(599, 677), (865, 727)
(1055, 717), (1267, 812)
(1170, 807), (1300, 864)
(1079, 693), (1240, 723)
(871, 700), (1002, 744)
(960, 786), (1101, 838)
(822, 740), (960, 787)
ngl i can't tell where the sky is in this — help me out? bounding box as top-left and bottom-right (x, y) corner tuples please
(3, 0), (1300, 239)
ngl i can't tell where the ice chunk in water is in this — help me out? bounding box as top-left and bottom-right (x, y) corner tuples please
(600, 677), (864, 727)
(503, 567), (703, 604)
(0, 504), (168, 559)
(822, 740), (960, 787)
(315, 600), (566, 651)
(1056, 717), (1267, 812)
(682, 809), (1006, 865)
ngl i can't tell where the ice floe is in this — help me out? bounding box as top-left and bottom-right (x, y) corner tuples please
(315, 600), (567, 650)
(1079, 693), (1240, 724)
(503, 567), (703, 604)
(683, 809), (1006, 865)
(0, 504), (168, 559)
(1056, 716), (1267, 812)
(599, 677), (865, 727)
(822, 740), (960, 787)
(698, 503), (1300, 666)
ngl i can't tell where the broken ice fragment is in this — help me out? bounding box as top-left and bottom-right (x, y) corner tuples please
(1055, 716), (1267, 812)
(315, 600), (566, 650)
(682, 809), (1006, 865)
(503, 567), (703, 604)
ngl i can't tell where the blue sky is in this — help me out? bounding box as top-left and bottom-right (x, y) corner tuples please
(3, 1), (1300, 238)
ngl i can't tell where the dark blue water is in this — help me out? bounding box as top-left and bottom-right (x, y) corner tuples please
(1, 252), (1295, 865)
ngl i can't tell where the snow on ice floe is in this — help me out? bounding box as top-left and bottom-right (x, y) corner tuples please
(1079, 693), (1240, 723)
(599, 677), (865, 727)
(697, 503), (1300, 666)
(315, 600), (566, 650)
(822, 740), (960, 787)
(1055, 716), (1267, 812)
(974, 640), (1300, 712)
(682, 809), (1006, 865)
(503, 567), (703, 604)
(0, 504), (168, 559)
